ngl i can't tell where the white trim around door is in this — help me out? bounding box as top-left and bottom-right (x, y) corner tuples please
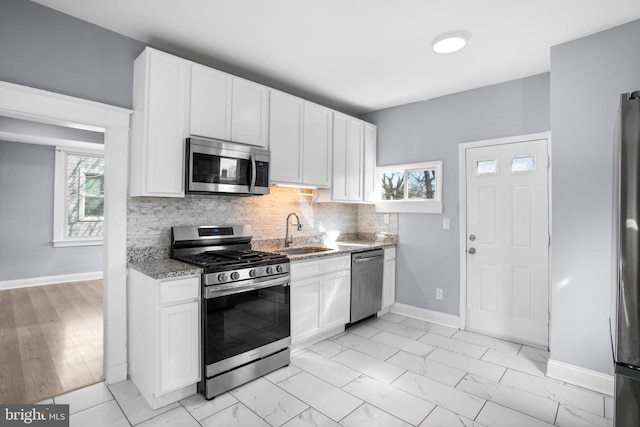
(458, 132), (552, 344)
(0, 81), (132, 384)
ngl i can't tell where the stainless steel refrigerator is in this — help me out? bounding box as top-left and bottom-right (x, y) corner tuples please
(612, 90), (640, 426)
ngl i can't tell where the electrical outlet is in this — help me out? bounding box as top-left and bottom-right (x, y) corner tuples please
(436, 288), (443, 300)
(383, 214), (390, 224)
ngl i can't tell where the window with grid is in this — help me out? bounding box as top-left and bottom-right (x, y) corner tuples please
(53, 149), (104, 246)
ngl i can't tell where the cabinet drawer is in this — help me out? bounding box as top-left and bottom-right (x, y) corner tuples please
(384, 247), (396, 261)
(291, 259), (323, 279)
(159, 276), (199, 305)
(324, 255), (350, 273)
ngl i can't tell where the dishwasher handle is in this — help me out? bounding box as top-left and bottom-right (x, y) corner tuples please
(353, 254), (384, 263)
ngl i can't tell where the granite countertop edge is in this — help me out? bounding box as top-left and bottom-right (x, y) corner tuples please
(128, 258), (203, 280)
(273, 241), (397, 262)
(128, 240), (396, 279)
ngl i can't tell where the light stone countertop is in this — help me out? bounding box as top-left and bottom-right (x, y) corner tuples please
(128, 258), (202, 280)
(269, 240), (396, 262)
(128, 237), (397, 279)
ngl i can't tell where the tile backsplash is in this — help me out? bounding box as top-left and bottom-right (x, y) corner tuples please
(127, 186), (397, 259)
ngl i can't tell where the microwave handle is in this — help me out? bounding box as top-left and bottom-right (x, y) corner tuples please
(249, 153), (257, 193)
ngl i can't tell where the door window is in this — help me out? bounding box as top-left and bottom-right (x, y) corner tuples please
(511, 156), (535, 173)
(476, 160), (498, 175)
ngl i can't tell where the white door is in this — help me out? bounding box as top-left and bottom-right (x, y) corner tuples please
(465, 138), (549, 347)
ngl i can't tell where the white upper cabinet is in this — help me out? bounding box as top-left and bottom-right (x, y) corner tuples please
(363, 122), (377, 203)
(331, 113), (349, 200)
(190, 66), (269, 148)
(130, 46), (373, 199)
(231, 77), (270, 148)
(269, 94), (333, 188)
(332, 113), (364, 201)
(347, 118), (364, 200)
(303, 101), (333, 187)
(130, 47), (188, 197)
(189, 64), (232, 140)
(269, 90), (304, 184)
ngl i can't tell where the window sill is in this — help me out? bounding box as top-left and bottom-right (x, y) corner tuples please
(375, 200), (443, 214)
(53, 239), (104, 248)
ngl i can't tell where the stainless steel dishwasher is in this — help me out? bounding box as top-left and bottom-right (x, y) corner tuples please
(350, 249), (384, 323)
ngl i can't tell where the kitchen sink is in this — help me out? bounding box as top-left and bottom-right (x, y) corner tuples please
(277, 246), (334, 255)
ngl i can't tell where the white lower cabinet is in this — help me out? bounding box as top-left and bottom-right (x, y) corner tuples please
(381, 247), (396, 311)
(157, 301), (199, 395)
(290, 255), (350, 344)
(128, 270), (200, 409)
(291, 276), (322, 341)
(322, 270), (350, 330)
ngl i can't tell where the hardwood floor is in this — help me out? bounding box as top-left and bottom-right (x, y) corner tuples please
(0, 280), (103, 403)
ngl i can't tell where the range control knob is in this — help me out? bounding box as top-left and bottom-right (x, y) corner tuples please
(230, 272), (240, 281)
(276, 265), (284, 273)
(266, 266), (274, 275)
(217, 273), (228, 282)
(249, 269), (258, 278)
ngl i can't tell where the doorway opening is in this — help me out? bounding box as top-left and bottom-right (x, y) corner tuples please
(0, 119), (107, 402)
(0, 80), (132, 396)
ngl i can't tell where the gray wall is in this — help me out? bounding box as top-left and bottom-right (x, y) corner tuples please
(0, 0), (145, 109)
(0, 0), (142, 282)
(549, 19), (640, 375)
(362, 74), (550, 314)
(0, 118), (104, 280)
(0, 141), (103, 280)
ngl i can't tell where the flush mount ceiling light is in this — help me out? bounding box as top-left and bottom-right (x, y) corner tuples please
(432, 32), (470, 54)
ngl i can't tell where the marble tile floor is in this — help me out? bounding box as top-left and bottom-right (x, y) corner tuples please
(43, 313), (613, 426)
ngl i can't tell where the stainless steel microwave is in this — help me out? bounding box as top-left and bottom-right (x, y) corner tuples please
(186, 137), (270, 195)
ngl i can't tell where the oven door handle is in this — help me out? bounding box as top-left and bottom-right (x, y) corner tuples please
(205, 276), (289, 299)
(249, 153), (257, 193)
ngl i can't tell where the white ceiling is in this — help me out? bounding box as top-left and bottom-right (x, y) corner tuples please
(32, 0), (640, 114)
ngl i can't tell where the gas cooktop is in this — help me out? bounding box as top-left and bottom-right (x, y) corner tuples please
(173, 249), (288, 273)
(170, 225), (290, 286)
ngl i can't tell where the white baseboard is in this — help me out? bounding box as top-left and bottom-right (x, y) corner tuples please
(546, 359), (614, 396)
(105, 362), (128, 385)
(0, 271), (103, 290)
(390, 303), (461, 330)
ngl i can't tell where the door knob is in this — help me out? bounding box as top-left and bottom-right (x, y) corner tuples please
(468, 247), (476, 255)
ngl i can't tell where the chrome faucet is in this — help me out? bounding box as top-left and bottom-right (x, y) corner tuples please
(285, 212), (302, 247)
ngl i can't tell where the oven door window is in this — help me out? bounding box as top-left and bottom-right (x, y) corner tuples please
(192, 153), (251, 186)
(204, 285), (290, 366)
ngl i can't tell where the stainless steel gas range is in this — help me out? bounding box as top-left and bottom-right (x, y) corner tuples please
(171, 225), (291, 399)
